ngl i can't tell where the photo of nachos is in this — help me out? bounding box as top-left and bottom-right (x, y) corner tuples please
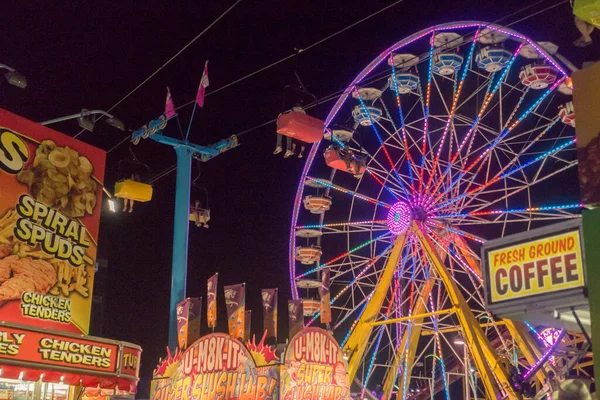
(16, 140), (98, 218)
(0, 209), (92, 302)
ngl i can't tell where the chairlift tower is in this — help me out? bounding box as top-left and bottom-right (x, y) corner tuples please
(129, 115), (238, 350)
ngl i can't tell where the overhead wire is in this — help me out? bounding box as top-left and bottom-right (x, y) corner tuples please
(106, 0), (407, 154)
(74, 0), (243, 140)
(124, 0), (571, 185)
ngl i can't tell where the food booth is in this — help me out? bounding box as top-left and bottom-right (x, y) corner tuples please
(0, 109), (141, 400)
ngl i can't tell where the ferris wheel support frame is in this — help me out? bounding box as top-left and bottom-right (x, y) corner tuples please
(505, 320), (548, 384)
(414, 222), (520, 399)
(382, 279), (435, 400)
(343, 232), (408, 381)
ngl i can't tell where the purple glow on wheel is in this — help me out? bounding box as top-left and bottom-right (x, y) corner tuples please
(387, 202), (411, 235)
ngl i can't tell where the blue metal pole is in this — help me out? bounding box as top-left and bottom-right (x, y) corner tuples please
(168, 145), (193, 350)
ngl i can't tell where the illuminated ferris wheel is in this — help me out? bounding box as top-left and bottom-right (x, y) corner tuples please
(288, 22), (588, 399)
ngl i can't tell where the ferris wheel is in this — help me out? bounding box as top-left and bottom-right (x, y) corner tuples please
(288, 22), (588, 399)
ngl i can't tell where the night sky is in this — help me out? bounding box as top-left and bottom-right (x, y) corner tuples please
(2, 0), (599, 394)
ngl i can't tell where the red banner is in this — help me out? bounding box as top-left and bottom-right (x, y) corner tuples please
(0, 324), (118, 373)
(121, 345), (141, 378)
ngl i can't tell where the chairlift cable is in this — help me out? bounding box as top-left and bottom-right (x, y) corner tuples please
(74, 0), (243, 140)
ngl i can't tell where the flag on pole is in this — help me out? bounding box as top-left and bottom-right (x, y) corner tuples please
(165, 87), (177, 118)
(320, 270), (332, 324)
(176, 297), (202, 350)
(288, 299), (304, 340)
(224, 283), (246, 340)
(261, 288), (278, 341)
(207, 273), (218, 329)
(196, 61), (209, 107)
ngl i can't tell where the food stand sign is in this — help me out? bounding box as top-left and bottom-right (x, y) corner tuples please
(0, 109), (106, 335)
(482, 220), (587, 316)
(281, 327), (350, 400)
(151, 333), (279, 400)
(0, 324), (118, 374)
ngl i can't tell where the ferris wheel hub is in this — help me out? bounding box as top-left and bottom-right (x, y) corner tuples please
(387, 201), (412, 235)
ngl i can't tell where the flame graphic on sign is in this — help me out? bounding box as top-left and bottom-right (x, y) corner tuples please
(246, 330), (279, 366)
(153, 346), (182, 378)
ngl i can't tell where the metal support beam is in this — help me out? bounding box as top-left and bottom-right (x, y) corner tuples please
(421, 321), (506, 336)
(129, 115), (239, 351)
(342, 233), (408, 383)
(413, 221), (520, 399)
(166, 146), (193, 350)
(504, 320), (547, 385)
(370, 308), (455, 326)
(382, 278), (435, 399)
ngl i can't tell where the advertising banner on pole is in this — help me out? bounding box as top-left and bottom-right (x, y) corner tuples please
(176, 297), (202, 349)
(281, 327), (350, 400)
(261, 288), (277, 340)
(319, 270), (332, 324)
(288, 300), (304, 340)
(482, 220), (587, 317)
(207, 273), (218, 329)
(224, 283), (245, 340)
(150, 333), (279, 400)
(0, 109), (106, 334)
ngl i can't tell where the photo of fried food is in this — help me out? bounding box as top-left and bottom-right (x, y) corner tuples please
(0, 255), (57, 301)
(0, 253), (15, 282)
(0, 245), (11, 259)
(0, 208), (93, 302)
(16, 139), (97, 218)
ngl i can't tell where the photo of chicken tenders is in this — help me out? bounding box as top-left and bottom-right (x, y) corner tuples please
(0, 254), (57, 301)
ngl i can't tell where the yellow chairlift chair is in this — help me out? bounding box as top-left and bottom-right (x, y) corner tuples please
(114, 159), (153, 203)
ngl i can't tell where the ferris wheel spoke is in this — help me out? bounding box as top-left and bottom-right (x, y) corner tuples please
(448, 160), (579, 218)
(354, 88), (411, 197)
(428, 44), (524, 196)
(305, 176), (392, 208)
(416, 34), (437, 194)
(433, 133), (575, 212)
(296, 232), (391, 278)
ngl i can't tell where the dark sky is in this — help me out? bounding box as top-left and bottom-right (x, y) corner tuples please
(2, 0), (598, 392)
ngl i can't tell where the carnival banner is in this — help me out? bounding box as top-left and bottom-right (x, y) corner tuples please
(207, 273), (218, 329)
(224, 283), (245, 340)
(151, 333), (279, 400)
(261, 288), (277, 341)
(177, 297), (202, 349)
(288, 300), (304, 340)
(281, 328), (350, 400)
(0, 109), (106, 335)
(244, 310), (252, 342)
(319, 270), (331, 324)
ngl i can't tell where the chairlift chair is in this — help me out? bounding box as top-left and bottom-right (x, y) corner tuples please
(113, 159), (153, 202)
(189, 185), (210, 228)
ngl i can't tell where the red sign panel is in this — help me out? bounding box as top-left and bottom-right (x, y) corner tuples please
(0, 109), (106, 334)
(0, 325), (118, 373)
